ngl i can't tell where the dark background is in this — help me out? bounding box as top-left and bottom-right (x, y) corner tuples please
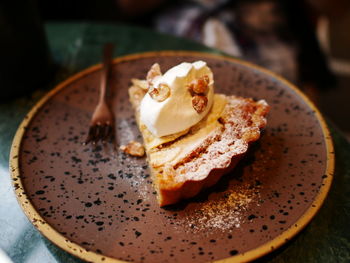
(2, 0), (350, 138)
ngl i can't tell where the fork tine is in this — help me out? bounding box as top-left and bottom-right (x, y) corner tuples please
(85, 125), (98, 144)
(92, 125), (100, 144)
(92, 124), (103, 144)
(84, 124), (114, 145)
(102, 125), (112, 142)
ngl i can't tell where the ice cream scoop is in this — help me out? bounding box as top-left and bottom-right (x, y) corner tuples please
(140, 61), (214, 137)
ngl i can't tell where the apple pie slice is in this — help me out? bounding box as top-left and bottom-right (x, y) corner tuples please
(128, 63), (269, 206)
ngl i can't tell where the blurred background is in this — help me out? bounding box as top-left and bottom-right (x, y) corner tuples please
(1, 0), (350, 138)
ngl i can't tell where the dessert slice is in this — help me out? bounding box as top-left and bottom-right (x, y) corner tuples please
(128, 62), (269, 206)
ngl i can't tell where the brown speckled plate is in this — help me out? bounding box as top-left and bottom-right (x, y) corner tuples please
(10, 51), (334, 263)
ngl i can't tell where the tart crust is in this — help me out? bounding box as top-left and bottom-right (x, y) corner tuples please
(129, 82), (269, 206)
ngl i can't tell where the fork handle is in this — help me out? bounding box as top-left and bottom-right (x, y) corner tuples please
(99, 43), (114, 102)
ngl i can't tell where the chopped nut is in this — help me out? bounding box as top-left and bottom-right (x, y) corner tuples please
(146, 63), (162, 85)
(120, 141), (145, 157)
(192, 95), (208, 113)
(187, 75), (210, 95)
(149, 83), (170, 102)
(131, 78), (148, 90)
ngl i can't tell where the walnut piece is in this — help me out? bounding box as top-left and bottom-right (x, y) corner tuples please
(192, 95), (208, 113)
(146, 63), (162, 85)
(187, 75), (209, 95)
(149, 83), (170, 102)
(120, 141), (145, 157)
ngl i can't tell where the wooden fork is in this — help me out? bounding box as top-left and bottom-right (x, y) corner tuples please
(84, 43), (115, 145)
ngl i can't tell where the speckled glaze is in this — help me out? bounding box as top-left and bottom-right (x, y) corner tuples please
(10, 51), (334, 263)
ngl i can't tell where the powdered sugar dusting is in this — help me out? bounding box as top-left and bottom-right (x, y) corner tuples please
(175, 96), (269, 182)
(118, 119), (136, 144)
(174, 182), (261, 233)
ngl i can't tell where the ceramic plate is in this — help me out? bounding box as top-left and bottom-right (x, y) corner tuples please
(10, 51), (334, 263)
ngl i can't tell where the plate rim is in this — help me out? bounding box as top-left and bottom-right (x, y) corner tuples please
(9, 50), (334, 263)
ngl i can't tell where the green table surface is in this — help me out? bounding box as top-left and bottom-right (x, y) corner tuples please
(0, 22), (349, 263)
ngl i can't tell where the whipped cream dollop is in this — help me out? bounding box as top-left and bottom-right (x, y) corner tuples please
(140, 61), (214, 137)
